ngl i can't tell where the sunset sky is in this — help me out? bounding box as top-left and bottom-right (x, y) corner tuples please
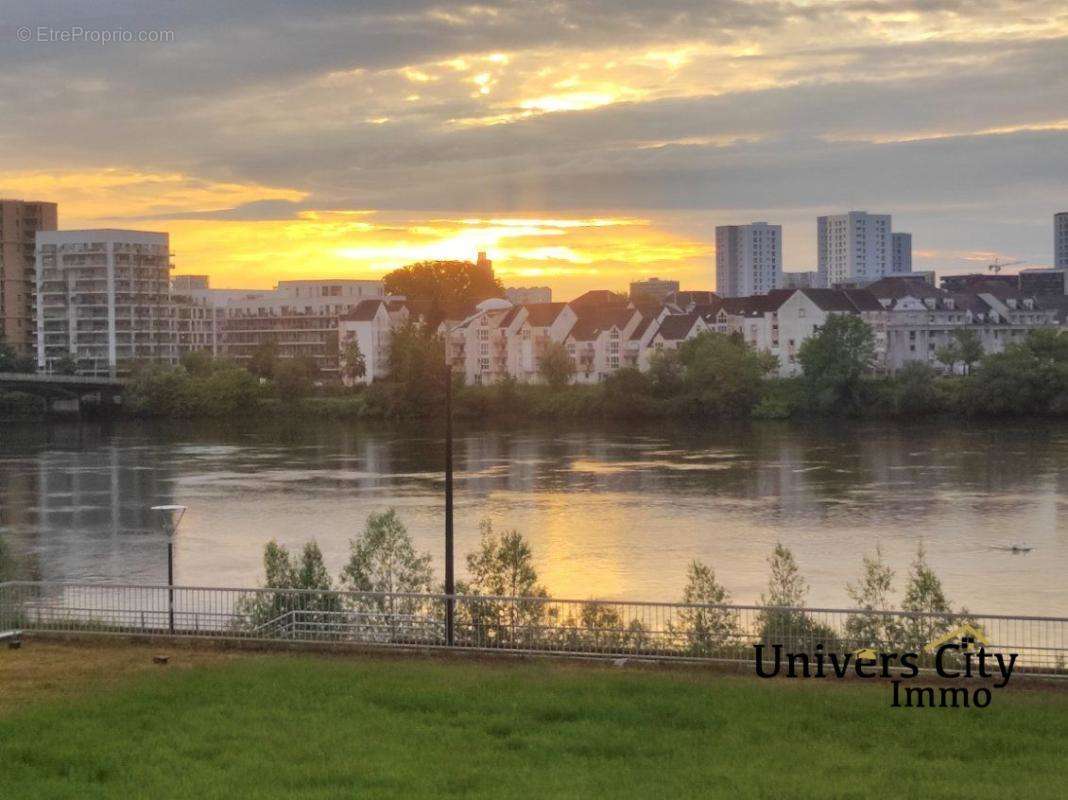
(1, 1), (1066, 298)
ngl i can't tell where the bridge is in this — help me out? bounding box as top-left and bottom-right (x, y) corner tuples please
(0, 372), (125, 412)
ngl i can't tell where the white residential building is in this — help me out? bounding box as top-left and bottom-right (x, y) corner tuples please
(564, 304), (643, 383)
(866, 277), (1056, 372)
(715, 222), (782, 297)
(338, 299), (410, 384)
(892, 232), (912, 273)
(505, 302), (577, 382)
(36, 229), (175, 376)
(1056, 212), (1068, 269)
(817, 211), (892, 286)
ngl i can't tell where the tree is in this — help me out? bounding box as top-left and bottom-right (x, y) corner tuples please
(537, 340), (575, 388)
(52, 353), (79, 376)
(966, 331), (1068, 416)
(757, 542), (835, 650)
(647, 349), (684, 397)
(248, 339), (279, 380)
(0, 342), (35, 373)
(676, 332), (777, 416)
(340, 509), (435, 642)
(797, 314), (875, 413)
(900, 543), (958, 652)
(893, 361), (939, 415)
(674, 560), (739, 656)
(844, 547), (903, 650)
(387, 321), (447, 414)
(273, 356), (319, 402)
(341, 338), (366, 385)
(238, 540), (339, 629)
(937, 329), (983, 375)
(461, 520), (549, 647)
(384, 260), (504, 328)
(180, 350), (216, 378)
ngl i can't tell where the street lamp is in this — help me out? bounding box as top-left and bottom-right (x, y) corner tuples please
(151, 504), (187, 634)
(444, 355), (455, 647)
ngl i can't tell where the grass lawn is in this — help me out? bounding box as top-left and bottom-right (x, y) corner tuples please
(1, 640), (1067, 799)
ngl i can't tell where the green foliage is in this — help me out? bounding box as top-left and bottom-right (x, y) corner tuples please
(340, 338), (366, 383)
(673, 560), (740, 656)
(757, 542), (836, 650)
(51, 354), (79, 375)
(892, 361), (940, 415)
(238, 539), (340, 629)
(598, 367), (657, 418)
(676, 332), (776, 417)
(273, 357), (319, 402)
(844, 547), (904, 649)
(647, 349), (684, 398)
(798, 315), (875, 413)
(247, 340), (280, 380)
(386, 321), (447, 415)
(340, 509), (437, 642)
(899, 543), (960, 652)
(383, 260), (504, 328)
(125, 361), (265, 417)
(537, 340), (575, 388)
(965, 329), (1068, 415)
(0, 343), (35, 373)
(459, 520), (550, 648)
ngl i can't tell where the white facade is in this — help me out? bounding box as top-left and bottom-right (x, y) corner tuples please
(1056, 212), (1068, 270)
(715, 222), (782, 297)
(36, 229), (175, 376)
(818, 211), (892, 286)
(892, 232), (912, 273)
(338, 299), (409, 384)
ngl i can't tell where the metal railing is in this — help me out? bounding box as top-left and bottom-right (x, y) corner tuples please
(1, 581), (1065, 675)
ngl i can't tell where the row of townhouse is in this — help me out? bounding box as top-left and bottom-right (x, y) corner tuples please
(344, 278), (1063, 387)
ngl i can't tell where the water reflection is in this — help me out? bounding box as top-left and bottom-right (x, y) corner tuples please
(1, 419), (1066, 616)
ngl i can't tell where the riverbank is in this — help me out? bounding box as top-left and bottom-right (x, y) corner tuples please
(2, 640), (1067, 798)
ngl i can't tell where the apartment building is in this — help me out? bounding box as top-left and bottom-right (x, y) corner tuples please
(866, 277), (1056, 372)
(220, 279), (384, 375)
(781, 271), (826, 290)
(817, 211), (892, 286)
(1056, 212), (1068, 270)
(36, 229), (175, 376)
(715, 222), (782, 297)
(892, 232), (913, 273)
(564, 304), (644, 383)
(1, 199), (58, 357)
(505, 286), (551, 305)
(629, 277), (680, 304)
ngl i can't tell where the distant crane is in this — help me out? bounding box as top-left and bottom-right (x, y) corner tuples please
(988, 257), (1024, 275)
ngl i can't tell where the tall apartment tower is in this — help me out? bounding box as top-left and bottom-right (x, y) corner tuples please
(715, 222), (782, 297)
(1, 199), (58, 358)
(892, 232), (912, 273)
(817, 211), (892, 286)
(1056, 213), (1068, 269)
(36, 229), (175, 377)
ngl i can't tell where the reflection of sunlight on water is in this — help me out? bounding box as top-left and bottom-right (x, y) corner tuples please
(5, 420), (1068, 615)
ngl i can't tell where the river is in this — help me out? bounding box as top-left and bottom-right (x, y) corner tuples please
(1, 418), (1066, 617)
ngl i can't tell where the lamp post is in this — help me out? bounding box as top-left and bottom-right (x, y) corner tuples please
(444, 360), (455, 647)
(151, 505), (187, 634)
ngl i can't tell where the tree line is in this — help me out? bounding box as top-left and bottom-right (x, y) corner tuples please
(237, 509), (967, 660)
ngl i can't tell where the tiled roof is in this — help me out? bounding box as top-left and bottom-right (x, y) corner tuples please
(522, 302), (567, 326)
(629, 315), (653, 340)
(567, 305), (636, 341)
(339, 299), (384, 321)
(569, 289), (628, 308)
(654, 313), (700, 341)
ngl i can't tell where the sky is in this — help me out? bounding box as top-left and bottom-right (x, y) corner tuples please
(1, 0), (1066, 298)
